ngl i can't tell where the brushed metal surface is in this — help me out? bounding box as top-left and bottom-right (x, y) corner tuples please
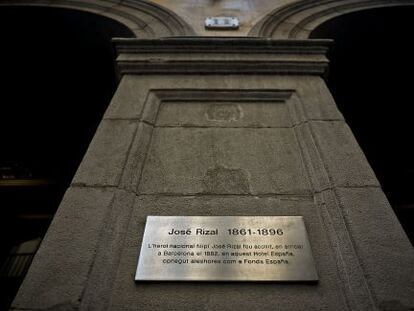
(205, 17), (239, 29)
(135, 216), (318, 281)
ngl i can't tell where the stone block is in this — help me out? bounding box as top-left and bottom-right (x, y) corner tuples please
(315, 189), (376, 310)
(73, 119), (137, 186)
(310, 121), (379, 188)
(12, 187), (115, 310)
(79, 189), (137, 311)
(336, 187), (414, 309)
(296, 76), (345, 121)
(104, 75), (149, 120)
(120, 122), (154, 191)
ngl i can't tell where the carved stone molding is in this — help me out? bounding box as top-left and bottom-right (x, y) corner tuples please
(113, 37), (332, 76)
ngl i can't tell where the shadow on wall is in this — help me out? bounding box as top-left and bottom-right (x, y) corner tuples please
(0, 6), (134, 310)
(310, 6), (414, 245)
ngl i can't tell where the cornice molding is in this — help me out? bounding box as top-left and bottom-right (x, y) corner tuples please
(113, 37), (332, 76)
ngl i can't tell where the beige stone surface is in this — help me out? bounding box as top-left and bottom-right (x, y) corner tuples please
(151, 0), (296, 36)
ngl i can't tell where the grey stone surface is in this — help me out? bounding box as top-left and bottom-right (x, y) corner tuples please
(141, 91), (162, 125)
(104, 75), (343, 125)
(292, 121), (332, 193)
(104, 75), (149, 120)
(12, 187), (116, 310)
(79, 190), (137, 311)
(138, 127), (311, 195)
(109, 195), (349, 311)
(315, 189), (377, 310)
(119, 122), (154, 192)
(105, 75), (298, 101)
(73, 119), (138, 187)
(296, 76), (345, 122)
(157, 101), (291, 128)
(310, 120), (380, 188)
(336, 187), (414, 309)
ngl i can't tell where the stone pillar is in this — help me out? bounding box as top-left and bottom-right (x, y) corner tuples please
(12, 38), (414, 311)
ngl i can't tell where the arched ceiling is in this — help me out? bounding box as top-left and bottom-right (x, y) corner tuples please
(250, 0), (414, 38)
(0, 0), (195, 38)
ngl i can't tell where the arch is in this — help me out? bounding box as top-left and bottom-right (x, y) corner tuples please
(250, 0), (414, 38)
(0, 0), (195, 38)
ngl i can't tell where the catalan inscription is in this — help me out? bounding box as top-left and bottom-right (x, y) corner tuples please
(135, 216), (318, 281)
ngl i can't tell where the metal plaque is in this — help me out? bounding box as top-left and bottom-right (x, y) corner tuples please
(135, 216), (318, 281)
(205, 17), (239, 30)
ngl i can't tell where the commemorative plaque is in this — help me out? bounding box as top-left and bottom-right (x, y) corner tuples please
(135, 216), (318, 281)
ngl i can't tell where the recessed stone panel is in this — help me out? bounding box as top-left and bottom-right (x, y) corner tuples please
(138, 128), (311, 195)
(156, 101), (291, 128)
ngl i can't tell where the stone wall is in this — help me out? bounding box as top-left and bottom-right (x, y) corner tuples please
(12, 37), (414, 310)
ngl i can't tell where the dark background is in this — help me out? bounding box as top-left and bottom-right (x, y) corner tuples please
(311, 6), (414, 245)
(0, 7), (133, 309)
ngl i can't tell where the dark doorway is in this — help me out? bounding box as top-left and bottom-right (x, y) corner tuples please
(0, 6), (134, 309)
(310, 7), (414, 245)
